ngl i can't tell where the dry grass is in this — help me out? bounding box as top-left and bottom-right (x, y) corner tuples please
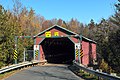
(0, 70), (20, 80)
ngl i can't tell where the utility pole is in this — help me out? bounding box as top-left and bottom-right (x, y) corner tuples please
(23, 48), (26, 62)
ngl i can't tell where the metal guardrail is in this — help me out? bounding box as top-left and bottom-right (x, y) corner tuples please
(0, 61), (40, 74)
(73, 60), (120, 80)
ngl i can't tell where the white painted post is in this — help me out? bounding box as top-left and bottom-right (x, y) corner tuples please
(34, 45), (39, 60)
(23, 48), (26, 62)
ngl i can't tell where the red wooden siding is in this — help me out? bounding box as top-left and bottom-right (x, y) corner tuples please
(36, 38), (43, 45)
(92, 43), (96, 60)
(82, 41), (89, 66)
(39, 45), (45, 61)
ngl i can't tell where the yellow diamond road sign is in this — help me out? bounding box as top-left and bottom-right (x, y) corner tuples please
(45, 31), (51, 37)
(54, 32), (59, 36)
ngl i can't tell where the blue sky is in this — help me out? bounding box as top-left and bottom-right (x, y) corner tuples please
(0, 0), (118, 24)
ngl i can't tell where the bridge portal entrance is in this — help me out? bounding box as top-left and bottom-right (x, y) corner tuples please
(41, 37), (74, 64)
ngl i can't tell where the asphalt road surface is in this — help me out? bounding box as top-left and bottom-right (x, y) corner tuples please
(5, 64), (83, 80)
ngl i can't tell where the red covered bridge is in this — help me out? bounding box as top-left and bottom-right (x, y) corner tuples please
(33, 25), (97, 66)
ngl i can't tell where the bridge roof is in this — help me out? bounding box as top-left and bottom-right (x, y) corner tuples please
(34, 25), (96, 43)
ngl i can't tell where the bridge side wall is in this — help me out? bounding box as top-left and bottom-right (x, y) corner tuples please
(92, 43), (96, 62)
(82, 41), (89, 66)
(81, 40), (97, 66)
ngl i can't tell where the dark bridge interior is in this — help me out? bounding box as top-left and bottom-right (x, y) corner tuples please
(41, 37), (75, 64)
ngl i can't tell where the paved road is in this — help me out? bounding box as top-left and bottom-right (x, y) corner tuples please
(5, 64), (82, 80)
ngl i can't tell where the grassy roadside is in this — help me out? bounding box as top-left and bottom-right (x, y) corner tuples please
(0, 70), (20, 80)
(68, 65), (98, 80)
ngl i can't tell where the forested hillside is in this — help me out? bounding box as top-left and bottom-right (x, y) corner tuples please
(0, 0), (120, 73)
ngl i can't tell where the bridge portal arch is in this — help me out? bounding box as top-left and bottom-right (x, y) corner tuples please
(33, 25), (97, 66)
(34, 25), (79, 64)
